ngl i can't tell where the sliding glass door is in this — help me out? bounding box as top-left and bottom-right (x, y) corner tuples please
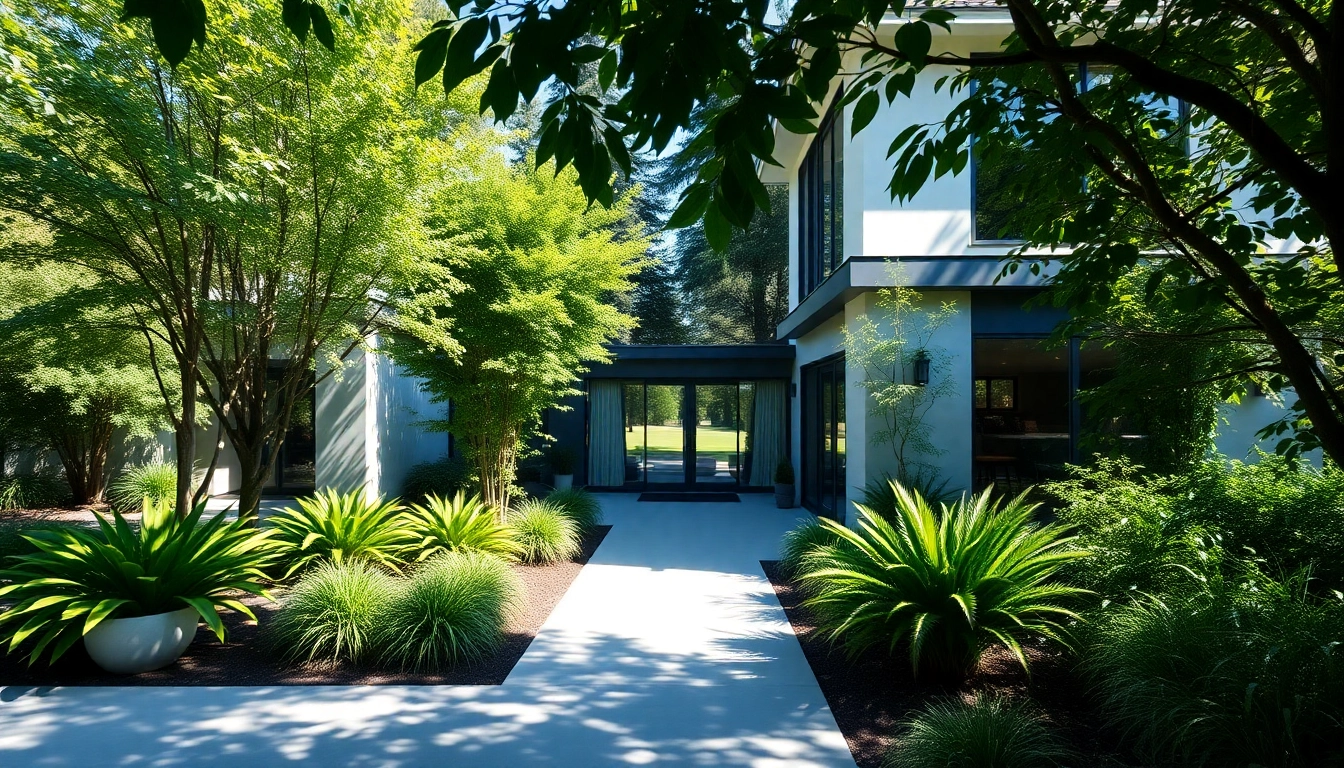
(802, 356), (846, 518)
(588, 380), (788, 490)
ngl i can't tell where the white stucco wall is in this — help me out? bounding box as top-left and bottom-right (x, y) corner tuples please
(1216, 393), (1323, 465)
(316, 346), (379, 497)
(370, 343), (449, 499)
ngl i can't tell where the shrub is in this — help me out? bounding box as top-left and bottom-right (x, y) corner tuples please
(1048, 455), (1344, 599)
(108, 461), (177, 511)
(546, 487), (602, 533)
(797, 482), (1088, 679)
(774, 459), (794, 485)
(0, 501), (279, 665)
(377, 550), (520, 671)
(549, 446), (577, 475)
(0, 472), (72, 510)
(271, 488), (411, 574)
(400, 456), (472, 504)
(885, 695), (1070, 768)
(1083, 571), (1344, 768)
(508, 499), (580, 564)
(269, 560), (399, 666)
(403, 491), (519, 562)
(1045, 458), (1213, 601)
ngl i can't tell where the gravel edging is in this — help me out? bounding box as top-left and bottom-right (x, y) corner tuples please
(761, 560), (1126, 768)
(0, 526), (610, 687)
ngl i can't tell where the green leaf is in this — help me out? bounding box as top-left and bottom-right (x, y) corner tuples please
(181, 597), (220, 641)
(309, 4), (335, 52)
(282, 0), (311, 43)
(414, 29), (450, 87)
(894, 21), (933, 65)
(851, 90), (880, 135)
(703, 201), (732, 252)
(442, 18), (492, 95)
(598, 50), (617, 92)
(666, 183), (711, 230)
(83, 599), (131, 635)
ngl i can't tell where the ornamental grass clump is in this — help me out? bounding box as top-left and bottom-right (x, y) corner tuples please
(508, 499), (580, 564)
(797, 482), (1088, 679)
(0, 500), (279, 665)
(885, 694), (1070, 768)
(377, 550), (520, 671)
(546, 487), (602, 533)
(108, 461), (176, 511)
(1083, 571), (1344, 768)
(271, 488), (411, 575)
(269, 560), (399, 666)
(403, 491), (519, 562)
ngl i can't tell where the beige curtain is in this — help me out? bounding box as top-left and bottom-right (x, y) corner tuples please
(588, 380), (626, 486)
(749, 380), (787, 486)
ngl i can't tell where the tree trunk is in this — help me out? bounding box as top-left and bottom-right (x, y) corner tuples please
(234, 440), (271, 527)
(49, 412), (114, 506)
(175, 362), (197, 516)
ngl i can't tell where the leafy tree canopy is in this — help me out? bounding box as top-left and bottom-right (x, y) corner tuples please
(81, 0), (1344, 465)
(385, 139), (647, 510)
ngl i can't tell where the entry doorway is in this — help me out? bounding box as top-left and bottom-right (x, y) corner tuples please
(588, 379), (788, 491)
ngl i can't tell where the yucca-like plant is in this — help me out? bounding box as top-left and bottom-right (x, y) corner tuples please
(508, 499), (580, 564)
(778, 517), (850, 578)
(0, 500), (279, 665)
(270, 488), (411, 575)
(108, 461), (177, 511)
(377, 550), (520, 671)
(546, 487), (603, 533)
(798, 482), (1088, 679)
(269, 560), (399, 666)
(885, 695), (1071, 768)
(404, 491), (520, 562)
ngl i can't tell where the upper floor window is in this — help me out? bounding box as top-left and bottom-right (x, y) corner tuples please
(973, 62), (1189, 244)
(799, 98), (843, 298)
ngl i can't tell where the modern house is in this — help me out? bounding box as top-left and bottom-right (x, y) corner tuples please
(99, 6), (1303, 519)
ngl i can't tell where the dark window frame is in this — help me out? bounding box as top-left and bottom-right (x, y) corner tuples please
(798, 93), (845, 299)
(974, 376), (1018, 411)
(801, 353), (846, 520)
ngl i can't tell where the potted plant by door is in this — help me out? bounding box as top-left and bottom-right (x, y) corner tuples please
(0, 499), (279, 674)
(551, 446), (577, 490)
(774, 460), (796, 509)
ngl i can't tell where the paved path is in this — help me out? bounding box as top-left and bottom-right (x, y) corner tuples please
(0, 494), (854, 767)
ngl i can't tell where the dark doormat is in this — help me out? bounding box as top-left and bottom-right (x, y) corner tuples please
(637, 492), (740, 502)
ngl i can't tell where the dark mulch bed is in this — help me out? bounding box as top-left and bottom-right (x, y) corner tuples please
(761, 560), (1127, 768)
(0, 526), (609, 687)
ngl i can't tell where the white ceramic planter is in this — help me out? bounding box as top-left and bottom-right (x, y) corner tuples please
(84, 606), (199, 674)
(554, 474), (574, 490)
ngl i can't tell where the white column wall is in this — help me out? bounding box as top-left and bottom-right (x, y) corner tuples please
(315, 345), (379, 498)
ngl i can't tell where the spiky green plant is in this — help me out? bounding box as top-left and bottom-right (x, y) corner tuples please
(108, 461), (177, 511)
(377, 550), (520, 671)
(404, 491), (520, 562)
(546, 487), (603, 533)
(798, 482), (1088, 679)
(270, 488), (411, 574)
(0, 500), (279, 665)
(778, 517), (850, 578)
(508, 499), (580, 564)
(885, 695), (1071, 768)
(269, 560), (399, 666)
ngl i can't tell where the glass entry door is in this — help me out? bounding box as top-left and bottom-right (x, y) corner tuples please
(643, 384), (686, 484)
(693, 384), (741, 485)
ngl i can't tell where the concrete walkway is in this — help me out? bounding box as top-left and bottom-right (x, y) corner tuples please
(0, 494), (855, 767)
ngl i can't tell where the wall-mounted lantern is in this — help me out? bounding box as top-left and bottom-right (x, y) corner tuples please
(913, 350), (930, 387)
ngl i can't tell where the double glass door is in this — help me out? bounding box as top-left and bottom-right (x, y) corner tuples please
(623, 382), (749, 488)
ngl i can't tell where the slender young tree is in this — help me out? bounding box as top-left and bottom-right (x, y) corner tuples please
(385, 142), (647, 512)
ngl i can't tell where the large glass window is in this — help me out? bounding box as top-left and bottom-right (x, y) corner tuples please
(802, 356), (846, 519)
(799, 98), (844, 298)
